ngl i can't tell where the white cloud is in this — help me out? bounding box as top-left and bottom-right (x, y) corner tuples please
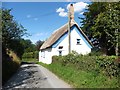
(56, 7), (67, 17)
(67, 2), (88, 13)
(34, 33), (43, 36)
(59, 12), (67, 17)
(27, 15), (31, 18)
(56, 2), (88, 17)
(56, 7), (65, 12)
(74, 2), (88, 12)
(34, 32), (48, 37)
(27, 15), (39, 21)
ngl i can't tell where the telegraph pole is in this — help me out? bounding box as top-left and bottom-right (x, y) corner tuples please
(68, 10), (71, 54)
(68, 4), (74, 54)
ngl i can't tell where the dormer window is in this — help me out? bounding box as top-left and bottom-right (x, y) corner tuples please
(77, 39), (81, 45)
(58, 46), (63, 49)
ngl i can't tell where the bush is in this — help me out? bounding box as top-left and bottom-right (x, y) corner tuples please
(88, 50), (103, 56)
(2, 50), (20, 85)
(22, 52), (34, 58)
(41, 55), (119, 88)
(34, 51), (39, 59)
(22, 51), (39, 59)
(96, 56), (119, 78)
(52, 55), (119, 78)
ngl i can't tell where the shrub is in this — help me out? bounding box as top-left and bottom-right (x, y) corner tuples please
(52, 55), (119, 78)
(22, 51), (39, 59)
(96, 56), (119, 78)
(34, 51), (39, 59)
(88, 50), (103, 56)
(41, 55), (119, 88)
(2, 50), (20, 85)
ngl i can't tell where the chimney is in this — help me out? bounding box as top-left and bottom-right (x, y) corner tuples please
(68, 4), (74, 23)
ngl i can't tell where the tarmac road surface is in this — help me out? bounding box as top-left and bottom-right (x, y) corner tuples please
(3, 62), (72, 89)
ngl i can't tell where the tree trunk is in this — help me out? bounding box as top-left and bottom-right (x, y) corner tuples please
(101, 47), (107, 56)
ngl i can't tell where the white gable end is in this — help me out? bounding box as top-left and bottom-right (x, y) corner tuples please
(52, 33), (69, 56)
(39, 24), (93, 64)
(52, 25), (91, 56)
(70, 27), (91, 55)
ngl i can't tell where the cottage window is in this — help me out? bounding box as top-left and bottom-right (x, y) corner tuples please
(77, 39), (81, 45)
(59, 51), (62, 56)
(58, 46), (63, 49)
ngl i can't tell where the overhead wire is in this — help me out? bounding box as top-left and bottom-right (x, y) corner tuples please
(15, 11), (57, 21)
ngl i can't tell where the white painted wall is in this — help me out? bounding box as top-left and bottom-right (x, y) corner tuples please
(52, 35), (69, 56)
(52, 27), (91, 56)
(39, 48), (52, 64)
(71, 28), (91, 55)
(39, 26), (91, 64)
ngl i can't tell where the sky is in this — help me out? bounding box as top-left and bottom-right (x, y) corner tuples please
(2, 2), (90, 44)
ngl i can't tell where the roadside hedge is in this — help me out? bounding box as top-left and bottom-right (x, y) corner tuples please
(52, 54), (120, 78)
(2, 50), (20, 85)
(22, 51), (39, 59)
(39, 54), (120, 88)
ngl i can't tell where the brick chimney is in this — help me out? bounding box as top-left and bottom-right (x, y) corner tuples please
(68, 4), (74, 23)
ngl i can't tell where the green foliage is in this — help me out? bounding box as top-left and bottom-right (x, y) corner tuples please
(22, 52), (34, 58)
(2, 9), (27, 58)
(2, 47), (20, 85)
(53, 55), (119, 78)
(80, 2), (120, 55)
(96, 56), (119, 77)
(22, 51), (39, 59)
(20, 39), (36, 53)
(35, 40), (44, 51)
(2, 9), (27, 49)
(1, 8), (27, 85)
(22, 58), (38, 63)
(9, 39), (24, 58)
(42, 55), (120, 88)
(88, 49), (104, 56)
(34, 51), (39, 59)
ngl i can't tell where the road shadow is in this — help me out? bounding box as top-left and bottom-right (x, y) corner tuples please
(21, 61), (36, 65)
(2, 63), (41, 89)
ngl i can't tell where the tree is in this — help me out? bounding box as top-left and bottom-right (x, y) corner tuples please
(80, 2), (107, 40)
(9, 39), (24, 58)
(80, 2), (120, 55)
(2, 9), (27, 84)
(20, 39), (36, 52)
(2, 9), (27, 58)
(35, 40), (44, 51)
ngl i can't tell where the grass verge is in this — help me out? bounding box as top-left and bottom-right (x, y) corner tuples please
(22, 58), (38, 63)
(37, 57), (119, 88)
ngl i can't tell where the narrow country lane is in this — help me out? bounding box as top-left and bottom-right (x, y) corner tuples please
(3, 63), (72, 89)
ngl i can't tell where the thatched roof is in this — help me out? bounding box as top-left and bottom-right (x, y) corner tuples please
(40, 21), (93, 50)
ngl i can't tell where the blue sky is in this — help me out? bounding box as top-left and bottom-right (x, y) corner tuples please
(2, 2), (90, 44)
